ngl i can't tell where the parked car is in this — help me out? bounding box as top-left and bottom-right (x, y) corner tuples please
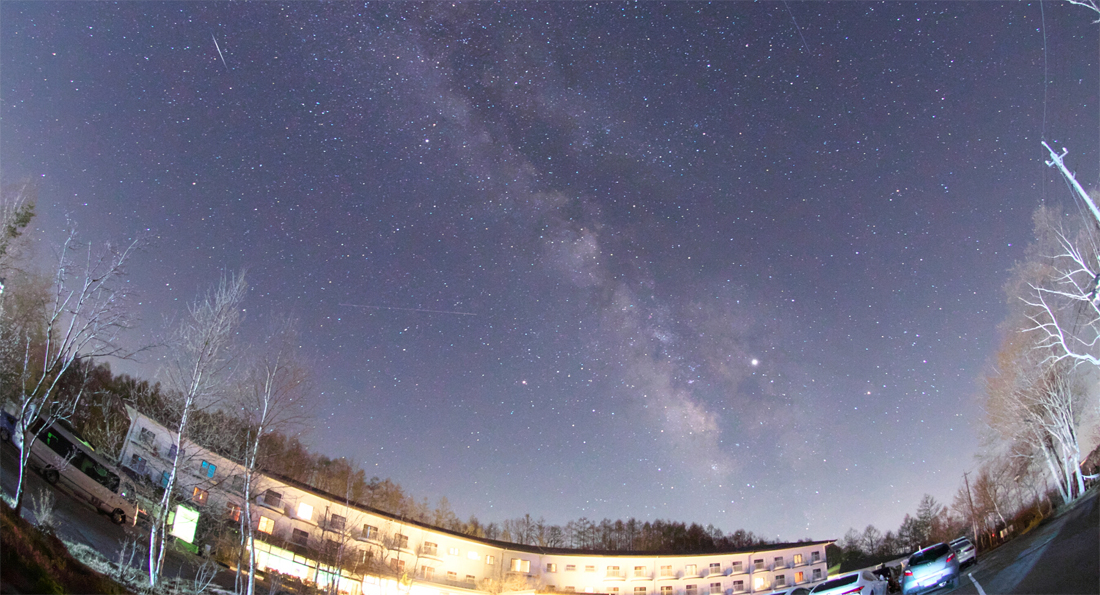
(810, 571), (888, 595)
(25, 418), (138, 525)
(949, 536), (976, 568)
(772, 588), (812, 595)
(902, 543), (960, 594)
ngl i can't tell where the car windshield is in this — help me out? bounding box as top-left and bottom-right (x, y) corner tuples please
(910, 543), (950, 566)
(811, 574), (857, 592)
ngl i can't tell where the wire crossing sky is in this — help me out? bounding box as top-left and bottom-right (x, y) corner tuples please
(2, 2), (1098, 540)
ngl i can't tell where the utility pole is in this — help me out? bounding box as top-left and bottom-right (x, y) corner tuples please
(962, 471), (979, 547)
(1043, 142), (1100, 228)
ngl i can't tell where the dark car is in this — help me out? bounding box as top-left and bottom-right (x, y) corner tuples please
(901, 543), (960, 595)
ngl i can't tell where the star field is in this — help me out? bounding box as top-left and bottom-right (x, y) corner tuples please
(2, 2), (1098, 541)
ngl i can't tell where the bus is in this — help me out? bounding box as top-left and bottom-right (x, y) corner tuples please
(27, 419), (138, 525)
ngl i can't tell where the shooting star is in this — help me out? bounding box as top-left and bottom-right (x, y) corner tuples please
(212, 34), (228, 70)
(339, 303), (477, 316)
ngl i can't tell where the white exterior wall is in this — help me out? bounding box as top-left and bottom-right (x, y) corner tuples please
(118, 406), (248, 517)
(119, 408), (830, 595)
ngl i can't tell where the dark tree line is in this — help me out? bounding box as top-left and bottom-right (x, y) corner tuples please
(487, 514), (777, 552)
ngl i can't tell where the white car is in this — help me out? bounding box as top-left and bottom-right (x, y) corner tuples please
(949, 536), (976, 568)
(810, 571), (889, 595)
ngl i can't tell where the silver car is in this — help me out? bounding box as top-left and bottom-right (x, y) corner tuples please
(902, 543), (960, 594)
(949, 536), (976, 568)
(810, 571), (888, 595)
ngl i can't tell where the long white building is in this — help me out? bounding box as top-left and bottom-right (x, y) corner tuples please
(118, 407), (832, 595)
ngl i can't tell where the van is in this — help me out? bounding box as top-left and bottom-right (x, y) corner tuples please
(27, 419), (138, 525)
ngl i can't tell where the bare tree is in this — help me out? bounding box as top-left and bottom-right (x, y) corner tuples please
(234, 318), (308, 595)
(988, 313), (1091, 503)
(2, 222), (135, 515)
(1064, 0), (1100, 22)
(986, 198), (1095, 505)
(147, 272), (247, 587)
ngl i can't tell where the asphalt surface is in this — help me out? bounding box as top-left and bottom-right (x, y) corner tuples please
(946, 488), (1099, 595)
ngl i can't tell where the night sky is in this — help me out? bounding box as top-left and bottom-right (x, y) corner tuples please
(3, 2), (1098, 542)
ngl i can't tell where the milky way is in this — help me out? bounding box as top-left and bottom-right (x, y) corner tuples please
(2, 2), (1098, 540)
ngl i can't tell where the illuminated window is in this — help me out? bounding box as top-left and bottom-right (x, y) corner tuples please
(258, 516), (274, 534)
(227, 503), (241, 522)
(793, 554), (803, 566)
(709, 563), (721, 575)
(795, 572), (804, 584)
(686, 565), (697, 576)
(291, 528), (309, 546)
(710, 582), (722, 595)
(752, 577), (765, 592)
(486, 555), (495, 565)
(191, 487), (209, 506)
(200, 460), (216, 478)
(448, 547), (459, 556)
(468, 551), (480, 560)
(510, 558), (530, 573)
(547, 563), (558, 573)
(296, 502), (313, 521)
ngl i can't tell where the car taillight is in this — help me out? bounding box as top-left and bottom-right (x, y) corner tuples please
(904, 570), (913, 577)
(946, 553), (955, 563)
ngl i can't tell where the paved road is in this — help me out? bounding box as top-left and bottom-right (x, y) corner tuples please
(0, 438), (237, 591)
(948, 488), (1099, 595)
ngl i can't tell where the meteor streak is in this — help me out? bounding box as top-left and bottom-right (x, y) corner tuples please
(339, 303), (477, 316)
(212, 34), (228, 70)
